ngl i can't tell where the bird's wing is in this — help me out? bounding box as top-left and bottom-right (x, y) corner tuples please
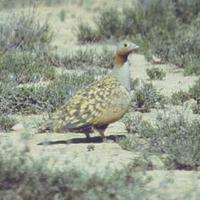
(52, 76), (121, 132)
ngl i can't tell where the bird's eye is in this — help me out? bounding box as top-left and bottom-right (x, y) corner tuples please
(124, 43), (127, 47)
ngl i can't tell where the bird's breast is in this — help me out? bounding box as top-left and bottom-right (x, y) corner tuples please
(93, 85), (131, 125)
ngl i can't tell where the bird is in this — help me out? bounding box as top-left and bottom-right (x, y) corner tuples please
(39, 42), (139, 141)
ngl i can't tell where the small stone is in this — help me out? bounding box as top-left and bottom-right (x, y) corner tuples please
(87, 144), (95, 151)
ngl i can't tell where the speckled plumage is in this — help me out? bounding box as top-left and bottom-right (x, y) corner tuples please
(39, 42), (139, 139)
(52, 76), (131, 133)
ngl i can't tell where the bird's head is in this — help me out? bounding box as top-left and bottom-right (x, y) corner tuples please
(115, 42), (139, 66)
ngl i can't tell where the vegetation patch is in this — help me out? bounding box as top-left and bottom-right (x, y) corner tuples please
(0, 71), (100, 114)
(50, 47), (114, 69)
(0, 51), (55, 84)
(122, 110), (200, 170)
(132, 81), (165, 112)
(76, 22), (101, 43)
(171, 90), (190, 105)
(0, 11), (52, 54)
(171, 78), (200, 105)
(0, 115), (16, 132)
(189, 78), (200, 100)
(146, 67), (166, 80)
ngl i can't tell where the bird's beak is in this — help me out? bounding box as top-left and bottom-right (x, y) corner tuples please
(131, 43), (139, 51)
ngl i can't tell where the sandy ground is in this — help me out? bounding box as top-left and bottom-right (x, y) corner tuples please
(1, 3), (200, 198)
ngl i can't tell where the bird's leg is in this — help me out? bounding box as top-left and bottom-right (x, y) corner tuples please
(98, 129), (106, 142)
(85, 132), (91, 140)
(93, 124), (111, 142)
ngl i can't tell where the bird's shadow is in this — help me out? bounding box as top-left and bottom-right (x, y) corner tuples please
(37, 135), (126, 145)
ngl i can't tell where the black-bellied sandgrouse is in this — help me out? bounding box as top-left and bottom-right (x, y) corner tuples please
(40, 42), (139, 140)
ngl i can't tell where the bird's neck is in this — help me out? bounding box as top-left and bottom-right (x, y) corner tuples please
(114, 54), (128, 66)
(112, 55), (131, 91)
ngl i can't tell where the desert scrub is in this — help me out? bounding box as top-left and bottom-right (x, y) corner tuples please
(123, 113), (154, 138)
(0, 115), (16, 132)
(128, 110), (200, 169)
(146, 67), (166, 80)
(191, 102), (200, 114)
(188, 77), (200, 100)
(150, 110), (200, 169)
(171, 90), (190, 105)
(0, 51), (55, 84)
(50, 47), (114, 69)
(95, 7), (124, 39)
(0, 139), (150, 200)
(76, 22), (101, 43)
(122, 110), (200, 170)
(0, 10), (52, 54)
(184, 59), (200, 76)
(170, 78), (200, 105)
(132, 81), (165, 112)
(0, 71), (98, 114)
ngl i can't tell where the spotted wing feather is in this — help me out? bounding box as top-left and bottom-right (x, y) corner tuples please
(52, 76), (121, 132)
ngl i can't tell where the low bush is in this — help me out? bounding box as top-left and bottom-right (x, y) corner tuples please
(95, 7), (124, 39)
(170, 78), (200, 105)
(0, 115), (16, 132)
(0, 51), (55, 84)
(171, 90), (190, 105)
(146, 67), (166, 80)
(189, 78), (200, 100)
(0, 71), (99, 114)
(123, 113), (154, 138)
(50, 47), (114, 69)
(0, 11), (53, 54)
(76, 23), (101, 43)
(184, 59), (200, 76)
(132, 81), (165, 112)
(191, 102), (200, 114)
(122, 110), (200, 170)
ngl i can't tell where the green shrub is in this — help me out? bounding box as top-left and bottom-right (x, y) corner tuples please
(170, 78), (200, 105)
(151, 110), (200, 169)
(132, 81), (165, 112)
(50, 47), (114, 69)
(173, 0), (200, 23)
(76, 22), (101, 43)
(0, 71), (98, 114)
(0, 115), (16, 132)
(184, 59), (200, 75)
(189, 78), (200, 100)
(123, 113), (155, 138)
(95, 7), (123, 39)
(171, 90), (190, 105)
(146, 67), (166, 80)
(0, 11), (53, 54)
(0, 51), (55, 84)
(122, 110), (200, 169)
(191, 102), (200, 114)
